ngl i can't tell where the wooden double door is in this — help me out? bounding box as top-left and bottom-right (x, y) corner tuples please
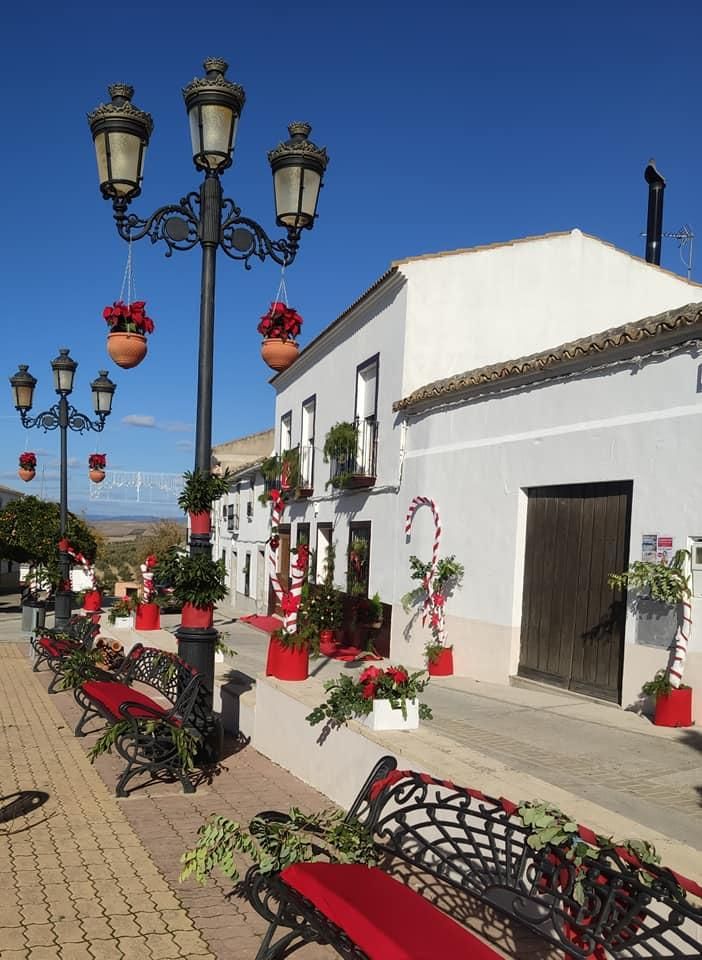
(518, 481), (632, 702)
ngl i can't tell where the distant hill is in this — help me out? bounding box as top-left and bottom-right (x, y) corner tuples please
(90, 517), (186, 542)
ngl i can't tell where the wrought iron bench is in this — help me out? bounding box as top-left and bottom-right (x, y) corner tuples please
(30, 615), (100, 693)
(73, 644), (205, 797)
(251, 757), (702, 960)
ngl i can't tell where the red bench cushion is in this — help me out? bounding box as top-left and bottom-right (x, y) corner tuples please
(81, 680), (169, 721)
(38, 636), (79, 657)
(280, 863), (501, 960)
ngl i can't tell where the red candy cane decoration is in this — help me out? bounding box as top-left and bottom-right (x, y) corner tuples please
(140, 554), (158, 603)
(404, 496), (445, 643)
(669, 597), (692, 688)
(59, 540), (96, 589)
(268, 490), (306, 633)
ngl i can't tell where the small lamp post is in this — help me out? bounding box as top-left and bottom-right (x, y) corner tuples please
(9, 351), (116, 627)
(88, 58), (328, 706)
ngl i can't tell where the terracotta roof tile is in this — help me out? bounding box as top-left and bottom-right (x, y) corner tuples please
(393, 301), (702, 412)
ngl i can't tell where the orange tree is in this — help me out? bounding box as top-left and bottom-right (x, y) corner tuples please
(0, 495), (97, 590)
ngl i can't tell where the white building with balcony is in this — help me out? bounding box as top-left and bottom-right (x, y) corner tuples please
(211, 429), (274, 613)
(268, 229), (702, 707)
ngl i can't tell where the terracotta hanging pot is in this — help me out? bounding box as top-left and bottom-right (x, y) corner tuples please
(261, 338), (299, 373)
(107, 332), (147, 369)
(89, 469), (106, 484)
(18, 467), (35, 482)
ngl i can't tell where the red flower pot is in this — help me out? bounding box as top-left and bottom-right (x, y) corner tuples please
(82, 590), (103, 612)
(261, 338), (299, 373)
(181, 602), (214, 629)
(654, 687), (693, 727)
(428, 647), (454, 677)
(89, 469), (106, 484)
(107, 332), (147, 369)
(189, 511), (211, 535)
(265, 635), (309, 681)
(18, 467), (35, 482)
(135, 602), (161, 631)
(319, 629), (337, 657)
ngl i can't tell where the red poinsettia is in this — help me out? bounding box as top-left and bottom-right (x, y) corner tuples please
(19, 452), (36, 469)
(88, 453), (106, 470)
(103, 300), (156, 337)
(257, 302), (303, 342)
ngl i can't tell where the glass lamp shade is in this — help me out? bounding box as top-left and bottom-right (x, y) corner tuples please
(51, 348), (77, 395)
(88, 84), (153, 201)
(91, 370), (116, 416)
(182, 58), (245, 173)
(9, 365), (37, 411)
(268, 123), (329, 230)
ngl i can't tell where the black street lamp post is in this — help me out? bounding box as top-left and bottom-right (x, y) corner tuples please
(9, 352), (116, 628)
(88, 57), (328, 700)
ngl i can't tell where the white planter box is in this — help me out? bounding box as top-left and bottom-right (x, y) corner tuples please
(361, 698), (419, 731)
(112, 616), (134, 629)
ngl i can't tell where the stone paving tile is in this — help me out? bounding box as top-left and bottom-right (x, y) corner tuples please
(0, 643), (216, 960)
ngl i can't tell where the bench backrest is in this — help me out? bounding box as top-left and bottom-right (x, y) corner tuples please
(355, 765), (702, 959)
(121, 645), (202, 719)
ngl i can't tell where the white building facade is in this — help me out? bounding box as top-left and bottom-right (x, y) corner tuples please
(267, 230), (702, 707)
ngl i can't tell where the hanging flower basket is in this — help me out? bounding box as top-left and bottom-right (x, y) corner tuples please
(258, 302), (302, 373)
(18, 451), (36, 483)
(103, 300), (155, 369)
(88, 453), (107, 484)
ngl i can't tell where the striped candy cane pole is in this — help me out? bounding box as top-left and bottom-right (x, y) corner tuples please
(267, 490), (290, 627)
(286, 551), (307, 635)
(405, 496), (444, 640)
(669, 595), (692, 688)
(63, 542), (97, 590)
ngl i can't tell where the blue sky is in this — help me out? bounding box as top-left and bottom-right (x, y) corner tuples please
(2, 1), (702, 516)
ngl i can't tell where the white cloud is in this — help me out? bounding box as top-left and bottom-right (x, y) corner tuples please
(163, 420), (193, 433)
(122, 414), (156, 428)
(175, 440), (194, 450)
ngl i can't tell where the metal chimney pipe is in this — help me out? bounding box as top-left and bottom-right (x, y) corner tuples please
(644, 160), (666, 265)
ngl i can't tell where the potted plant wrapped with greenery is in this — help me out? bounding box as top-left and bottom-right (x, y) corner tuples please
(178, 469), (232, 535)
(307, 664), (433, 732)
(609, 550), (693, 727)
(403, 554), (464, 676)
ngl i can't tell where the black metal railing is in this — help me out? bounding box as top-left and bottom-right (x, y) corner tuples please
(299, 442), (314, 490)
(330, 418), (378, 489)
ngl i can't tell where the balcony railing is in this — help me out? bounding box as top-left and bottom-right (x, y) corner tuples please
(298, 442), (314, 494)
(330, 418), (378, 489)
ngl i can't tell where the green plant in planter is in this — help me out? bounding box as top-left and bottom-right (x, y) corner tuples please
(180, 806), (378, 886)
(170, 554), (228, 608)
(272, 625), (317, 655)
(323, 421), (358, 489)
(609, 550), (692, 694)
(307, 665), (433, 726)
(177, 469), (233, 514)
(258, 448), (302, 504)
(107, 596), (136, 624)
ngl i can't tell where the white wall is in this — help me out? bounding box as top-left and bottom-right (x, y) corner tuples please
(212, 471), (271, 613)
(271, 280), (408, 604)
(400, 231), (702, 397)
(394, 345), (702, 705)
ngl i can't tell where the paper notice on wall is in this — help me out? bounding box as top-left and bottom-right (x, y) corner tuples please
(656, 536), (674, 566)
(641, 535), (657, 562)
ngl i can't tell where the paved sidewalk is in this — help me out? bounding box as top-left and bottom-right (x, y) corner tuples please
(0, 640), (335, 960)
